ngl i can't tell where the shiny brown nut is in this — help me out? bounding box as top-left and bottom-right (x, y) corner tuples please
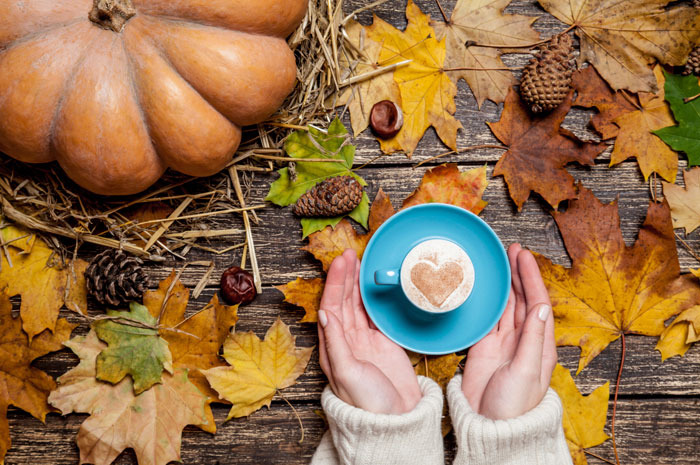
(370, 100), (403, 139)
(220, 266), (257, 305)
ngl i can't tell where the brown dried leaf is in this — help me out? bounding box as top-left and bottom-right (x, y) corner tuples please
(535, 186), (700, 373)
(573, 66), (677, 182)
(432, 0), (540, 107)
(538, 0), (700, 93)
(663, 167), (700, 234)
(0, 291), (75, 463)
(489, 88), (606, 210)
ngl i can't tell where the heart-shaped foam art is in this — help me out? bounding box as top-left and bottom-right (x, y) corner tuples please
(410, 261), (464, 308)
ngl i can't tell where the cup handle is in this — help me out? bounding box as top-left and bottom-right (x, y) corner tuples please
(375, 269), (400, 285)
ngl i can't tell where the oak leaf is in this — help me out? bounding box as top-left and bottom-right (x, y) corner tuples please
(366, 0), (462, 156)
(276, 278), (325, 323)
(94, 303), (174, 395)
(489, 88), (606, 209)
(0, 223), (88, 339)
(335, 20), (402, 137)
(572, 66), (677, 182)
(432, 0), (540, 107)
(535, 186), (700, 373)
(143, 272), (238, 433)
(203, 318), (313, 419)
(403, 164), (488, 213)
(550, 364), (610, 465)
(656, 305), (700, 360)
(0, 291), (74, 464)
(49, 331), (208, 465)
(538, 0), (700, 93)
(663, 167), (700, 234)
(654, 72), (700, 167)
(265, 118), (369, 237)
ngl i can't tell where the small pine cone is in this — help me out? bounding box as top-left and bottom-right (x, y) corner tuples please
(683, 46), (700, 76)
(86, 249), (149, 307)
(694, 0), (700, 8)
(292, 176), (363, 217)
(520, 33), (575, 113)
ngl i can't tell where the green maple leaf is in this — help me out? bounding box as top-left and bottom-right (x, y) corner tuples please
(654, 72), (700, 166)
(266, 118), (369, 238)
(94, 303), (173, 395)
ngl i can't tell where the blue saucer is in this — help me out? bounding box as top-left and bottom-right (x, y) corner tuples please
(359, 203), (510, 355)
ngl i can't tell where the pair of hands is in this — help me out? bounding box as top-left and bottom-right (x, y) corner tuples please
(317, 244), (557, 419)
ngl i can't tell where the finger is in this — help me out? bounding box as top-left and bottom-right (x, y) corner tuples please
(351, 255), (370, 330)
(341, 249), (357, 331)
(497, 287), (516, 332)
(517, 248), (551, 310)
(317, 310), (339, 393)
(512, 303), (550, 376)
(508, 244), (527, 329)
(541, 306), (558, 387)
(320, 309), (356, 377)
(320, 253), (348, 325)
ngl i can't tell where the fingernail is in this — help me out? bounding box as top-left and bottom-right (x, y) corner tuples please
(318, 310), (328, 328)
(537, 304), (551, 321)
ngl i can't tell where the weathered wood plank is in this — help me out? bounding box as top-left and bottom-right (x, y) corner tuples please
(5, 397), (700, 464)
(140, 160), (699, 287)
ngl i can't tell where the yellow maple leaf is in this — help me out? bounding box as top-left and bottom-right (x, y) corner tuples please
(0, 291), (74, 464)
(0, 223), (88, 339)
(535, 186), (700, 373)
(276, 277), (325, 323)
(202, 318), (313, 419)
(335, 20), (402, 137)
(656, 305), (700, 360)
(432, 0), (540, 107)
(550, 364), (610, 465)
(663, 167), (700, 234)
(143, 272), (239, 433)
(367, 0), (462, 156)
(49, 331), (208, 465)
(538, 0), (700, 93)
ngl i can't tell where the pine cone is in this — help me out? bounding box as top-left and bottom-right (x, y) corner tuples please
(86, 249), (149, 307)
(683, 46), (700, 76)
(694, 0), (700, 8)
(292, 176), (363, 217)
(520, 33), (575, 113)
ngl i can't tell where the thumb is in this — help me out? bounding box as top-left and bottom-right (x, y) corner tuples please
(318, 310), (355, 374)
(511, 303), (550, 376)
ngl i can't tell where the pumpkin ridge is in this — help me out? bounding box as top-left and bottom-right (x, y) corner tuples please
(47, 28), (103, 163)
(1, 18), (86, 52)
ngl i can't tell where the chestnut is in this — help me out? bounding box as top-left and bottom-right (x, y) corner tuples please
(370, 100), (403, 139)
(220, 266), (257, 305)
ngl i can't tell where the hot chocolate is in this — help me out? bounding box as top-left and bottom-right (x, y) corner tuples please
(400, 239), (474, 313)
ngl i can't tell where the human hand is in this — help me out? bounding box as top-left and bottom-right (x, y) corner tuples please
(317, 249), (422, 415)
(461, 243), (557, 420)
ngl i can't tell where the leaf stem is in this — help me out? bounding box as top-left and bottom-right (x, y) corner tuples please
(585, 450), (616, 465)
(278, 391), (305, 444)
(434, 0), (449, 23)
(464, 25), (576, 49)
(414, 144), (508, 168)
(611, 333), (626, 465)
(443, 66), (521, 72)
(684, 92), (700, 104)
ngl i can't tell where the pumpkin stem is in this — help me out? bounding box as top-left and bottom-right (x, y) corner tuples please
(89, 0), (136, 33)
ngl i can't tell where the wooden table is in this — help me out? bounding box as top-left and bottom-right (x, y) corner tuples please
(6, 1), (700, 464)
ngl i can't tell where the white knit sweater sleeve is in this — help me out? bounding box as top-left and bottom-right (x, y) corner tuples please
(310, 376), (444, 465)
(447, 375), (573, 465)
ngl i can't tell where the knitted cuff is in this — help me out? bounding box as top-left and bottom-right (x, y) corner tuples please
(320, 376), (444, 465)
(447, 375), (573, 465)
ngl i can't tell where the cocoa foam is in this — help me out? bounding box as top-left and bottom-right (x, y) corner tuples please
(400, 239), (474, 313)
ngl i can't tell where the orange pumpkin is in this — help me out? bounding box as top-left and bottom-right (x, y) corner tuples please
(0, 0), (307, 195)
